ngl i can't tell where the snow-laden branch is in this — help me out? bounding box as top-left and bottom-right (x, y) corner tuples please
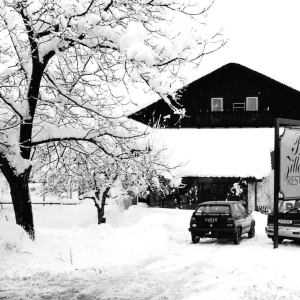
(43, 71), (124, 119)
(0, 4), (32, 80)
(0, 92), (28, 117)
(0, 130), (31, 174)
(31, 119), (149, 145)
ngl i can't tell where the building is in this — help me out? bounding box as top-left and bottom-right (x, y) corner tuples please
(130, 63), (300, 129)
(129, 63), (300, 210)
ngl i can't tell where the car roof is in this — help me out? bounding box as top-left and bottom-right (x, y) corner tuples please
(198, 201), (238, 205)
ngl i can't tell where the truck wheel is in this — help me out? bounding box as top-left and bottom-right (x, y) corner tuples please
(192, 235), (200, 244)
(233, 228), (242, 245)
(248, 223), (255, 238)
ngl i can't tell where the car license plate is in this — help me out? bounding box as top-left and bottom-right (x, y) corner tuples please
(205, 218), (218, 223)
(278, 219), (292, 225)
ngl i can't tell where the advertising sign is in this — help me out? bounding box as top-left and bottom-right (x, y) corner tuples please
(280, 128), (300, 199)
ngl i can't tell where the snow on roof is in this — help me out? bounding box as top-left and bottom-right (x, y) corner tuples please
(150, 128), (274, 179)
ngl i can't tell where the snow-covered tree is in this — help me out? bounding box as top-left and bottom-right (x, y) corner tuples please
(0, 0), (225, 239)
(32, 141), (180, 224)
(228, 178), (247, 203)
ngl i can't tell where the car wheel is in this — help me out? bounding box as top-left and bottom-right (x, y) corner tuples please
(233, 228), (242, 245)
(248, 223), (255, 238)
(192, 236), (200, 244)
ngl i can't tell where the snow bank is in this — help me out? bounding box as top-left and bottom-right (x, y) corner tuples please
(0, 219), (32, 253)
(0, 201), (191, 271)
(0, 203), (268, 263)
(4, 202), (300, 300)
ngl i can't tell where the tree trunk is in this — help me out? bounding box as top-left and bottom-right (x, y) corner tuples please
(9, 169), (35, 240)
(92, 199), (106, 225)
(94, 187), (108, 225)
(92, 174), (117, 225)
(97, 205), (106, 225)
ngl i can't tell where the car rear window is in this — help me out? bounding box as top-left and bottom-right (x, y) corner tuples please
(196, 205), (230, 215)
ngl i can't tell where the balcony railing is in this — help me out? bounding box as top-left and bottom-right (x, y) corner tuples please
(173, 111), (274, 128)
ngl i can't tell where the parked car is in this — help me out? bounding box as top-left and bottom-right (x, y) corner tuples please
(266, 199), (300, 244)
(188, 201), (255, 245)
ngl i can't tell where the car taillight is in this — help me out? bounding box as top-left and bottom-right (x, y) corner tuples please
(227, 217), (234, 227)
(190, 216), (197, 227)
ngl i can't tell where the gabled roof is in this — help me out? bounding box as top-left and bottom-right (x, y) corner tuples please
(182, 62), (300, 94)
(129, 62), (300, 127)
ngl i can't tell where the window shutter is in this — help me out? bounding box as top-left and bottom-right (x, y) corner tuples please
(246, 97), (258, 111)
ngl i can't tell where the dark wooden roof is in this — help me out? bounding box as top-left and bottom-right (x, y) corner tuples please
(183, 62), (300, 95)
(129, 63), (300, 128)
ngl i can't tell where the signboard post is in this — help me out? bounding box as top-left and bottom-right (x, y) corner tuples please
(274, 118), (300, 249)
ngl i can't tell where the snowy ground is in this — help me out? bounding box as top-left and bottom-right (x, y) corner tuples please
(2, 198), (300, 300)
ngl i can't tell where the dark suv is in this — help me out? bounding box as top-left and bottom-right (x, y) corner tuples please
(188, 201), (255, 245)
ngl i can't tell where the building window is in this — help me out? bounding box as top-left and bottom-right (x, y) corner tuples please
(211, 98), (223, 112)
(246, 97), (258, 111)
(233, 103), (245, 111)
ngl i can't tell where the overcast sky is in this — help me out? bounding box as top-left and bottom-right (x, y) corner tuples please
(197, 0), (300, 91)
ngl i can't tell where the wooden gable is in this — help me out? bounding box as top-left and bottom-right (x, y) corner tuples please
(129, 63), (300, 128)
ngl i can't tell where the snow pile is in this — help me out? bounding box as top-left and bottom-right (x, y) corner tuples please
(0, 200), (189, 268)
(4, 201), (300, 299)
(0, 219), (32, 253)
(103, 199), (127, 228)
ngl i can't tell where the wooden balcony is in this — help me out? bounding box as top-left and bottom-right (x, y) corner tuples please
(174, 111), (275, 128)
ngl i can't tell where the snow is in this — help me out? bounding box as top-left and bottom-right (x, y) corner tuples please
(0, 130), (32, 175)
(150, 128), (274, 179)
(31, 117), (141, 145)
(0, 0), (225, 177)
(2, 197), (300, 299)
